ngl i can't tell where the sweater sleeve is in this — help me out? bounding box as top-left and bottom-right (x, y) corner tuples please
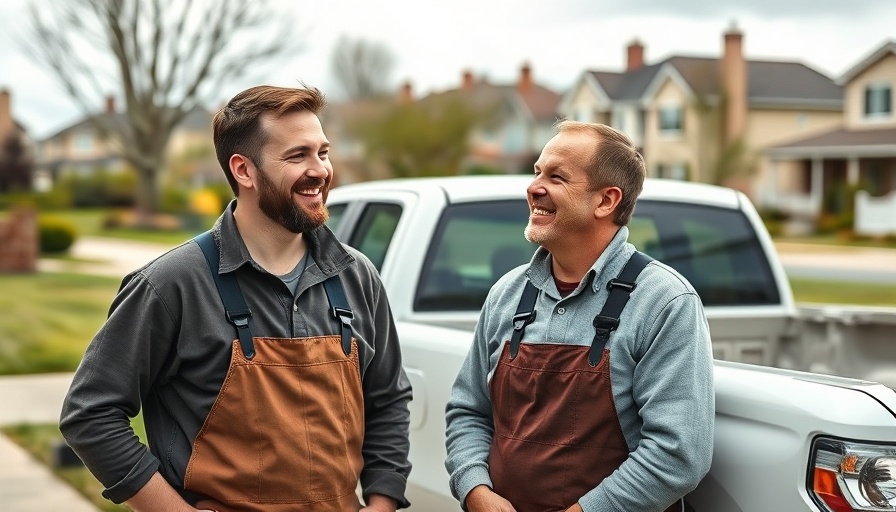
(444, 294), (499, 509)
(581, 292), (715, 512)
(59, 271), (178, 503)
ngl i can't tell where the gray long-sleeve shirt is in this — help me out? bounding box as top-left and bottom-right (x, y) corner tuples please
(445, 226), (714, 512)
(60, 201), (412, 506)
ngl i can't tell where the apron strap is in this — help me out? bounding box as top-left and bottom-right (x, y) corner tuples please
(194, 231), (256, 360)
(589, 251), (653, 366)
(509, 281), (539, 359)
(323, 275), (354, 356)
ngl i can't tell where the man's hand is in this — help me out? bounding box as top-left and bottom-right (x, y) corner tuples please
(564, 503), (584, 512)
(465, 485), (517, 512)
(359, 493), (397, 512)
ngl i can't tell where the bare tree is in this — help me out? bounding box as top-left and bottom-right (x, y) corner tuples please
(330, 36), (395, 100)
(23, 0), (302, 222)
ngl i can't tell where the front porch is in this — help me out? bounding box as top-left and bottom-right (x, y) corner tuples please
(759, 127), (896, 234)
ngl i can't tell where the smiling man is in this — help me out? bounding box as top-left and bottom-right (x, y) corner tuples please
(61, 85), (412, 512)
(445, 121), (714, 512)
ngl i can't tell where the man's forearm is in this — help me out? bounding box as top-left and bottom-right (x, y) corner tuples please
(126, 472), (200, 512)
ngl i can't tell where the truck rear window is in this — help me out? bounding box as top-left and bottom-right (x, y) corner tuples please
(414, 199), (780, 311)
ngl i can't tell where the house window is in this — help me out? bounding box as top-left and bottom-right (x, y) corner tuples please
(575, 106), (593, 122)
(864, 83), (892, 117)
(74, 133), (94, 153)
(612, 109), (627, 132)
(659, 105), (683, 135)
(656, 163), (688, 181)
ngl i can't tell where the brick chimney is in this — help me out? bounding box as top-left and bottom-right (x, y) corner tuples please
(461, 69), (475, 91)
(399, 80), (413, 103)
(105, 95), (116, 113)
(518, 62), (533, 94)
(626, 39), (645, 72)
(0, 89), (13, 141)
(721, 23), (747, 145)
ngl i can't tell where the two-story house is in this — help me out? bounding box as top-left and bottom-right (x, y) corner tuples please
(766, 41), (896, 226)
(35, 96), (214, 187)
(559, 25), (844, 200)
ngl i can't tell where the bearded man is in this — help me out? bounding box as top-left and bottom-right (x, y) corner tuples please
(61, 85), (412, 512)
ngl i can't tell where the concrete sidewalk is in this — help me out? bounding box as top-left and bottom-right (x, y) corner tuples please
(0, 373), (99, 511)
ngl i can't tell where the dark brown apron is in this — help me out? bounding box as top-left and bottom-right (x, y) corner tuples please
(489, 342), (683, 512)
(183, 335), (364, 512)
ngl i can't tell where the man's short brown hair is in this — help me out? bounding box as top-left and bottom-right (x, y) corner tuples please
(213, 85), (327, 194)
(554, 120), (646, 225)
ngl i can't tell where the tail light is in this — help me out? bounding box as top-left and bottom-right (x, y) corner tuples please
(809, 437), (896, 511)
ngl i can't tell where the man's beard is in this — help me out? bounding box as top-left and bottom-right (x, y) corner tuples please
(256, 164), (329, 234)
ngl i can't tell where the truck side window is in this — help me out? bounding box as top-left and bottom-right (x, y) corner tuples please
(415, 200), (535, 312)
(348, 203), (402, 272)
(633, 201), (780, 306)
(325, 203), (347, 232)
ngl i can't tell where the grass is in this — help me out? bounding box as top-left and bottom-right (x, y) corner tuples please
(2, 417), (146, 512)
(0, 272), (121, 375)
(790, 278), (896, 307)
(38, 208), (214, 246)
(774, 233), (896, 249)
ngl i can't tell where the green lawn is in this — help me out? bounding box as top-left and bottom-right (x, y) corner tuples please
(0, 272), (120, 375)
(790, 277), (896, 307)
(38, 208), (215, 246)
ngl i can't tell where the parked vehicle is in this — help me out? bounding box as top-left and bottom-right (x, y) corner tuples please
(327, 175), (896, 512)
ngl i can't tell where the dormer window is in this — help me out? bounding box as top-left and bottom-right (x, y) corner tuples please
(864, 83), (892, 118)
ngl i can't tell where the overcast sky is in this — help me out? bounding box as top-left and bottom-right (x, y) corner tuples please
(1, 0), (894, 139)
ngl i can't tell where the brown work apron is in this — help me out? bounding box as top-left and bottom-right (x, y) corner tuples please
(489, 342), (683, 512)
(183, 335), (364, 512)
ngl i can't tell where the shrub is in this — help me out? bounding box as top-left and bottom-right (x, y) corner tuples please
(38, 215), (78, 253)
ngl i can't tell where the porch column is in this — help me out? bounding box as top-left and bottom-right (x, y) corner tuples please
(811, 157), (824, 216)
(847, 156), (860, 185)
(767, 159), (778, 209)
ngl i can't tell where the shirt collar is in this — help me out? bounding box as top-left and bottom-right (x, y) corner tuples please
(525, 225), (634, 296)
(213, 199), (354, 277)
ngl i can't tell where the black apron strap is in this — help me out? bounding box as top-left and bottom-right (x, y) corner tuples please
(590, 251), (653, 366)
(323, 275), (354, 356)
(509, 281), (539, 359)
(194, 231), (255, 360)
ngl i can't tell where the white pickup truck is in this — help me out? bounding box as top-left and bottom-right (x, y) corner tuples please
(326, 175), (896, 512)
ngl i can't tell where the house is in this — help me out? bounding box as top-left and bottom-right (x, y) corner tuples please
(422, 63), (562, 175)
(35, 96), (215, 188)
(559, 25), (844, 200)
(765, 41), (896, 228)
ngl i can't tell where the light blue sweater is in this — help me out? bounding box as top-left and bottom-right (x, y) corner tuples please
(445, 226), (714, 512)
